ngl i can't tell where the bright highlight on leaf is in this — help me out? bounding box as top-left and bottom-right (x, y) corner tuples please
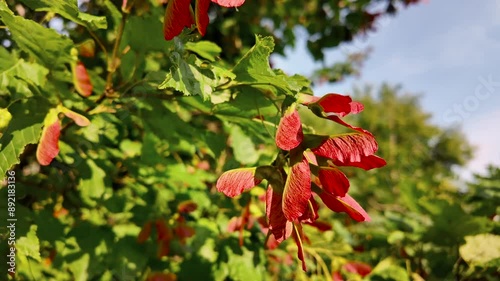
(0, 108), (12, 132)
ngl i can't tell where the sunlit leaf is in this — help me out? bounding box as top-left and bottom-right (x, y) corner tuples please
(0, 3), (74, 68)
(232, 35), (300, 94)
(78, 159), (107, 207)
(159, 54), (219, 99)
(228, 124), (259, 165)
(0, 52), (49, 97)
(0, 108), (12, 132)
(185, 41), (222, 62)
(367, 258), (410, 281)
(0, 98), (50, 179)
(19, 0), (107, 30)
(459, 234), (500, 265)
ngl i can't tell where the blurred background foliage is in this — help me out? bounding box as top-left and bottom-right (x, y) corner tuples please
(0, 0), (499, 280)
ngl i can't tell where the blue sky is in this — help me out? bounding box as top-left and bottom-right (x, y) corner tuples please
(272, 0), (500, 181)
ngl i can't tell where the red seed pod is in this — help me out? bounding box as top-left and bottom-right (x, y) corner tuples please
(73, 61), (93, 97)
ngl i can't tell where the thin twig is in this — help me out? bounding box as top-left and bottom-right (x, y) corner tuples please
(105, 12), (128, 91)
(88, 29), (108, 58)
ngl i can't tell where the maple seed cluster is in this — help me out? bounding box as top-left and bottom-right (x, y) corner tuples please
(216, 93), (386, 270)
(163, 0), (246, 40)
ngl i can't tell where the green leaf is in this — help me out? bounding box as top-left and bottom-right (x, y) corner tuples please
(78, 159), (107, 207)
(102, 0), (122, 28)
(460, 234), (500, 265)
(185, 41), (222, 62)
(119, 139), (142, 158)
(121, 15), (173, 53)
(0, 56), (49, 97)
(214, 87), (279, 144)
(224, 246), (266, 281)
(140, 101), (194, 145)
(17, 225), (41, 262)
(19, 0), (107, 30)
(0, 98), (51, 180)
(159, 53), (218, 99)
(214, 86), (279, 119)
(0, 47), (14, 71)
(232, 35), (301, 94)
(367, 257), (410, 281)
(0, 3), (74, 69)
(165, 163), (216, 189)
(0, 108), (12, 131)
(228, 124), (259, 165)
(68, 253), (90, 281)
(420, 199), (493, 246)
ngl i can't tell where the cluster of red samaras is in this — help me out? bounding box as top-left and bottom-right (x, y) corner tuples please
(137, 201), (197, 258)
(216, 93), (386, 270)
(162, 0), (245, 40)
